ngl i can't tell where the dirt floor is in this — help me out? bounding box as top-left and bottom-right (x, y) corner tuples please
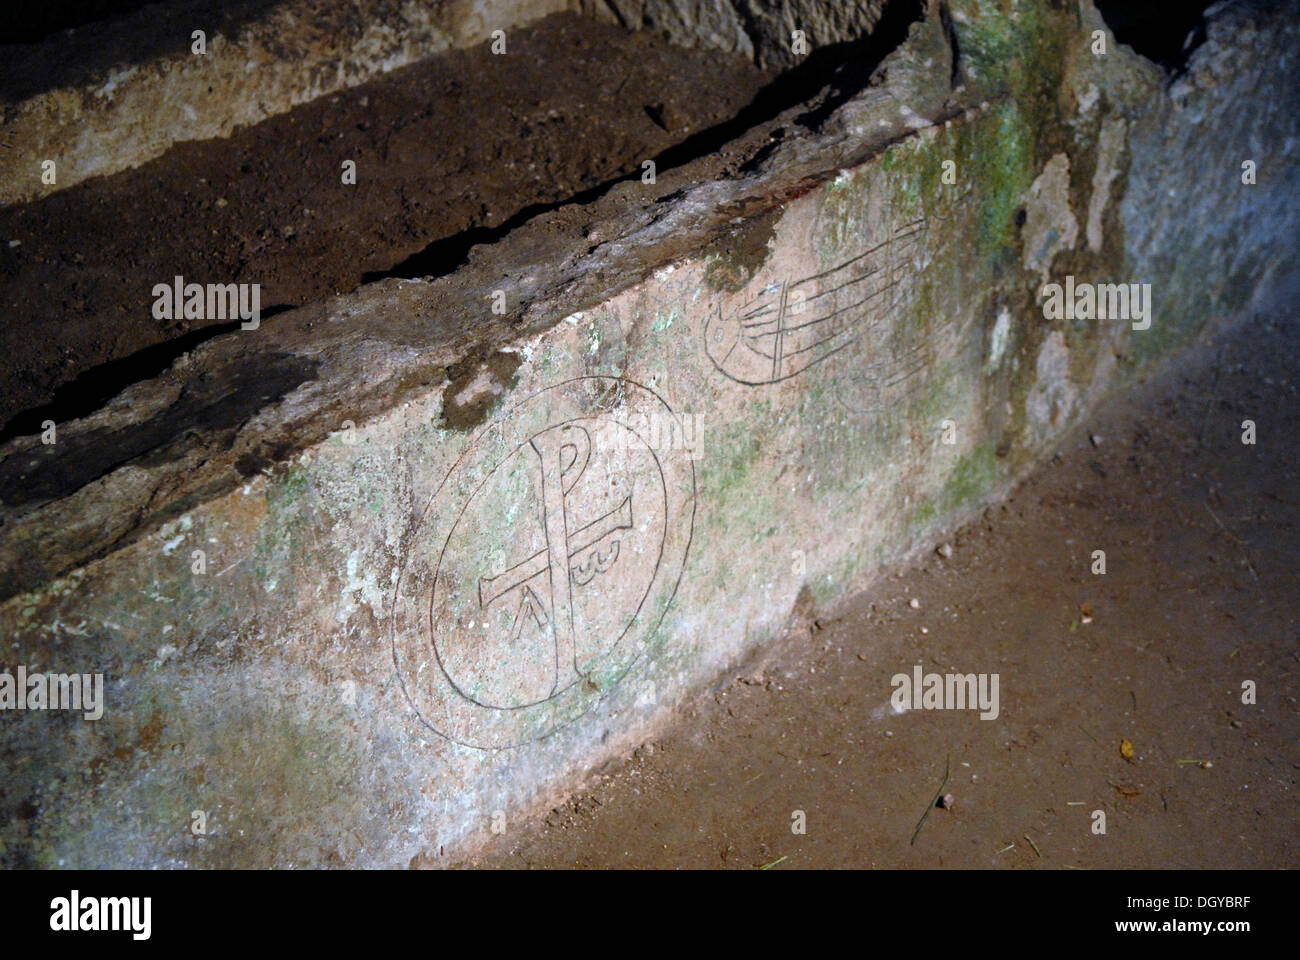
(460, 310), (1299, 869)
(0, 12), (775, 434)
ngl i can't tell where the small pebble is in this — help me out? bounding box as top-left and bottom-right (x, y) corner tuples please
(936, 542), (953, 558)
(908, 597), (921, 610)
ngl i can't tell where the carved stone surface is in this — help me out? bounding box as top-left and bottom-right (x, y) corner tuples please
(1, 0), (1296, 867)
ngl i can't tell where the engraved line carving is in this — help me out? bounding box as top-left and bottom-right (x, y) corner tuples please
(476, 424), (634, 694)
(706, 218), (928, 385)
(391, 375), (695, 750)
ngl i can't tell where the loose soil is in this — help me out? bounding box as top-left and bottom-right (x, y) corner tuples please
(461, 311), (1299, 869)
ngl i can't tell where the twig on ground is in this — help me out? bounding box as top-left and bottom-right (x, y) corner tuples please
(1206, 502), (1258, 580)
(910, 754), (951, 846)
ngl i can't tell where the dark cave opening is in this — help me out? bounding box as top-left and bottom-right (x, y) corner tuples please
(1094, 0), (1218, 72)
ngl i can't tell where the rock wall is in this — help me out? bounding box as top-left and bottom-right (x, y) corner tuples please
(1, 0), (1296, 867)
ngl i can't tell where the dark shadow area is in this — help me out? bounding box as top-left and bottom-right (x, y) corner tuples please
(0, 304), (293, 444)
(0, 0), (283, 101)
(2, 0), (172, 43)
(1094, 0), (1217, 72)
(0, 348), (317, 506)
